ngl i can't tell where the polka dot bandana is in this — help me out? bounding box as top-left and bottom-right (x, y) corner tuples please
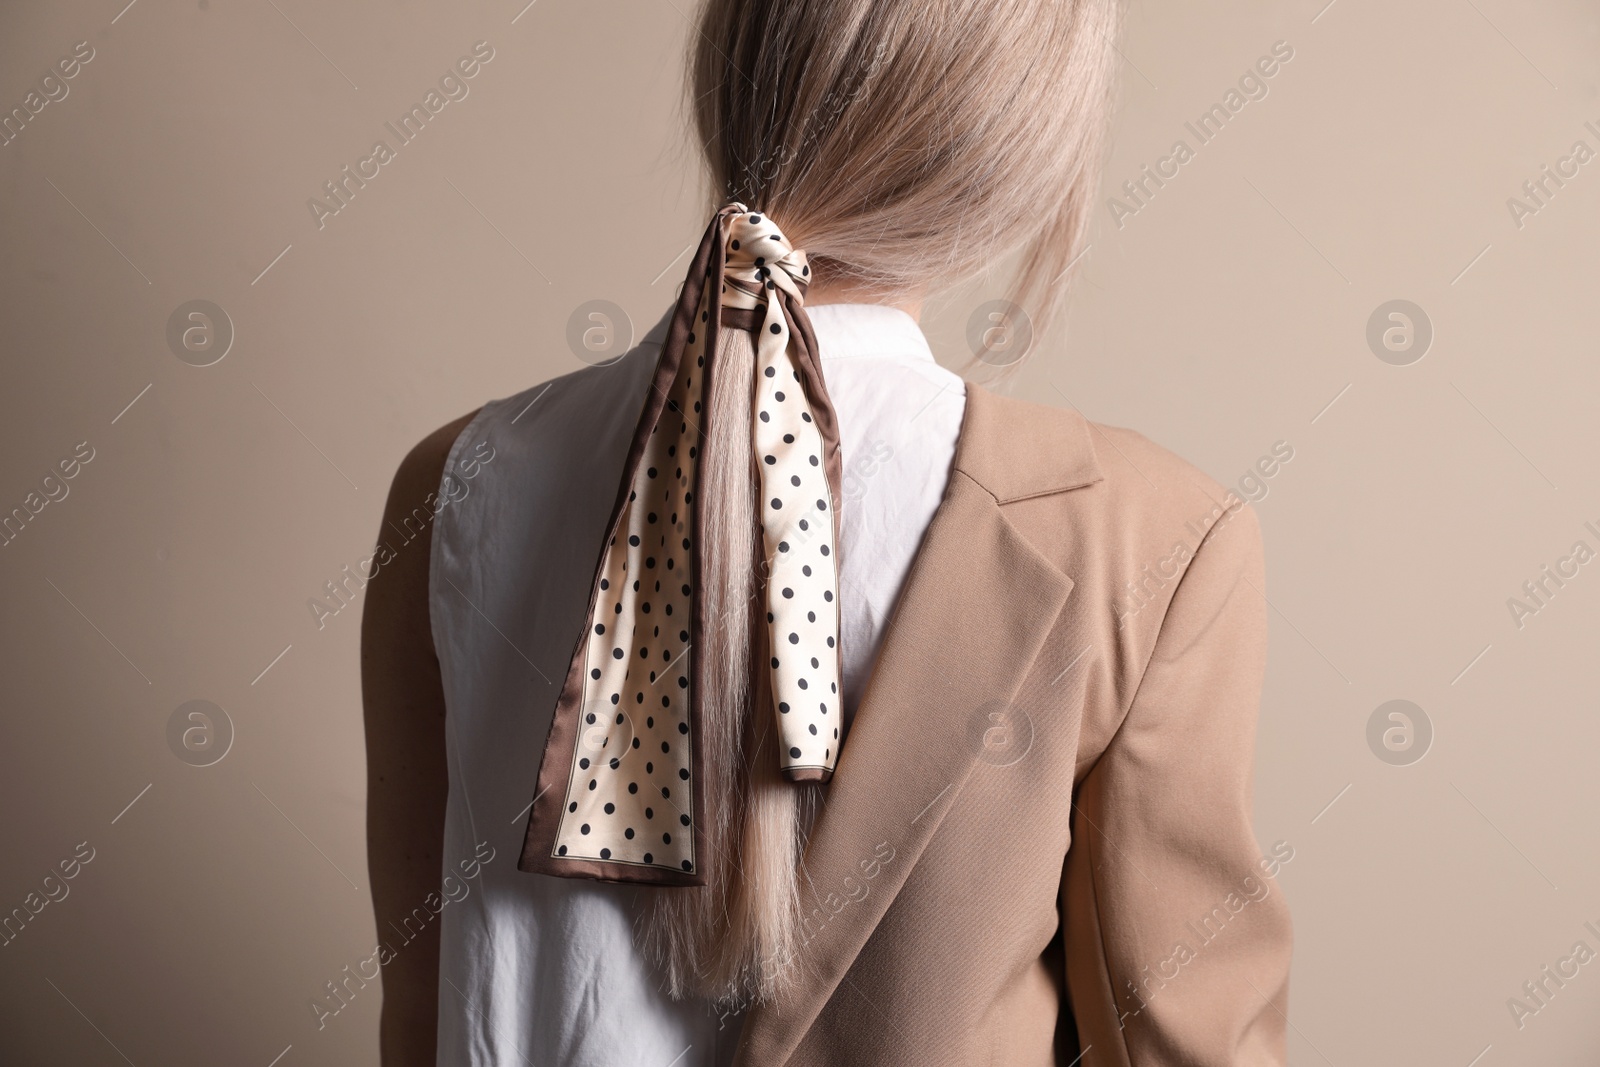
(519, 204), (845, 886)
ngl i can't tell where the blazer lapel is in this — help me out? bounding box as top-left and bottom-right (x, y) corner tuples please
(735, 384), (1102, 1065)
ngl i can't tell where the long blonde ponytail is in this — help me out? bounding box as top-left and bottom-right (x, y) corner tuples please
(641, 0), (1122, 1006)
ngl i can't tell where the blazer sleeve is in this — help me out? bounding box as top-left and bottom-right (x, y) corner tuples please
(1061, 503), (1293, 1066)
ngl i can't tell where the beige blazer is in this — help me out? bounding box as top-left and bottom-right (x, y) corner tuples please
(727, 383), (1293, 1066)
(362, 378), (1292, 1066)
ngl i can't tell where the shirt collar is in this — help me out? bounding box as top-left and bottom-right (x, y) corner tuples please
(803, 303), (934, 364)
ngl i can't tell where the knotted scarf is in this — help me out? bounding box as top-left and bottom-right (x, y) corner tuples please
(518, 204), (845, 886)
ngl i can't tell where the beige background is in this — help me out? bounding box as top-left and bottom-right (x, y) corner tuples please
(2, 0), (1599, 1063)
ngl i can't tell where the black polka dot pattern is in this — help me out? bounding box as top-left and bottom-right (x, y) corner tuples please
(551, 284), (710, 874)
(547, 203), (843, 878)
(722, 210), (843, 778)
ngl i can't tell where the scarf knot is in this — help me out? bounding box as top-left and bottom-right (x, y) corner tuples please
(720, 205), (811, 309)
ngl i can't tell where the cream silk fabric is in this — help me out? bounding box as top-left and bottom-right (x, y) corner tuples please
(520, 205), (844, 886)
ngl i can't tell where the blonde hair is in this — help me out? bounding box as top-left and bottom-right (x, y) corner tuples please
(640, 0), (1122, 1006)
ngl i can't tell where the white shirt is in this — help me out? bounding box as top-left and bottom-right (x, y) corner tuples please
(430, 302), (964, 1067)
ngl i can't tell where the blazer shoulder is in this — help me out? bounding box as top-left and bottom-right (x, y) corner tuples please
(1091, 419), (1238, 507)
(1084, 420), (1265, 562)
(983, 401), (1266, 643)
(961, 384), (1250, 555)
(989, 410), (1269, 766)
